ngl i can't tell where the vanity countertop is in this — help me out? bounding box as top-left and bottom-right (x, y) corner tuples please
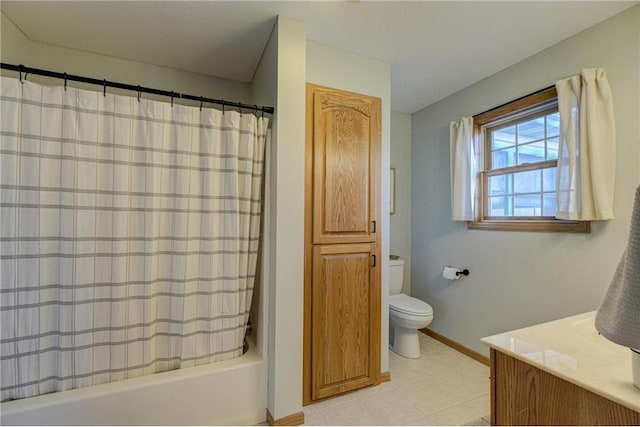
(481, 311), (640, 413)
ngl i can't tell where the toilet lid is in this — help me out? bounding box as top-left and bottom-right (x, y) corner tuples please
(389, 294), (433, 316)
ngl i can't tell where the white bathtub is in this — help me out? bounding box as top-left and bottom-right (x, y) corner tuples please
(0, 342), (267, 426)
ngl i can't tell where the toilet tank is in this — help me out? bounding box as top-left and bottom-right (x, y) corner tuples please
(389, 259), (404, 295)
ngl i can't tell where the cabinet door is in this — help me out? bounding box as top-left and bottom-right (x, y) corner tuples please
(308, 85), (381, 245)
(311, 244), (380, 400)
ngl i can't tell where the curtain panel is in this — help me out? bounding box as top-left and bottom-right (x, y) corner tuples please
(450, 117), (476, 221)
(555, 68), (616, 221)
(0, 77), (268, 401)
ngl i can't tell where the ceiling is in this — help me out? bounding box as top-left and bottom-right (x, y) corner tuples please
(1, 1), (636, 113)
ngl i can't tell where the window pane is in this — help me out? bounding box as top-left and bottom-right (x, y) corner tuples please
(547, 112), (560, 138)
(543, 167), (556, 192)
(518, 117), (545, 142)
(489, 195), (512, 216)
(492, 146), (516, 168)
(547, 137), (559, 160)
(492, 126), (516, 149)
(514, 194), (542, 216)
(488, 174), (510, 196)
(518, 142), (545, 165)
(480, 91), (563, 226)
(513, 169), (541, 194)
(543, 194), (556, 216)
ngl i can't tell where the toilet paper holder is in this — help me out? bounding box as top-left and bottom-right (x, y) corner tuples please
(442, 266), (470, 280)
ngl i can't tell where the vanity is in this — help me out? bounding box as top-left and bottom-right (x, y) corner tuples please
(482, 311), (640, 425)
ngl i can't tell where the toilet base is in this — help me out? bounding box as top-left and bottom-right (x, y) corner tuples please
(389, 325), (421, 359)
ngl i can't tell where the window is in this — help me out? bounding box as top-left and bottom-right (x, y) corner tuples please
(469, 87), (589, 232)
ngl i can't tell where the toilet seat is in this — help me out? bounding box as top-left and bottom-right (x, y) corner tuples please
(389, 294), (433, 316)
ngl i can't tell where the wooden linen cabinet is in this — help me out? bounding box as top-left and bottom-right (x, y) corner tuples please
(303, 84), (382, 404)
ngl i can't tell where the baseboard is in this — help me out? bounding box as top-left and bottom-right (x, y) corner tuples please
(267, 409), (305, 426)
(420, 328), (490, 367)
(380, 371), (391, 383)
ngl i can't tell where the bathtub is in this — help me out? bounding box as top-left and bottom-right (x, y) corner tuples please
(0, 340), (267, 426)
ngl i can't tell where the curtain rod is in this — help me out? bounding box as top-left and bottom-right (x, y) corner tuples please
(1, 62), (275, 115)
(473, 84), (556, 118)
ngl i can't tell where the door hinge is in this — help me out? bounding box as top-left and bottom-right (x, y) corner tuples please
(372, 220), (376, 233)
(372, 254), (376, 267)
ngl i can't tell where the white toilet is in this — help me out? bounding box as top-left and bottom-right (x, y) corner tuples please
(389, 258), (433, 358)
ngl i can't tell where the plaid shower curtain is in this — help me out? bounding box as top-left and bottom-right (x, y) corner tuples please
(0, 77), (267, 401)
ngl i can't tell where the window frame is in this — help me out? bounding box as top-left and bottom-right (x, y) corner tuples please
(468, 87), (590, 233)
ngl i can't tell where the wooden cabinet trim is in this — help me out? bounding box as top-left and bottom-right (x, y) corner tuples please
(317, 243), (373, 254)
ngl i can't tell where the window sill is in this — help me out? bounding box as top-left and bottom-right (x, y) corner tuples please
(468, 219), (590, 233)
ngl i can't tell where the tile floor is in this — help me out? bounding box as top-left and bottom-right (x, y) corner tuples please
(303, 334), (491, 426)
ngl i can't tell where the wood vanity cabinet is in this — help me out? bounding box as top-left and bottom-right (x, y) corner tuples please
(303, 84), (382, 404)
(491, 349), (640, 425)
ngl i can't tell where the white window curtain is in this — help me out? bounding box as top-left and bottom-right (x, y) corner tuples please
(555, 68), (616, 220)
(0, 77), (268, 401)
(449, 117), (476, 221)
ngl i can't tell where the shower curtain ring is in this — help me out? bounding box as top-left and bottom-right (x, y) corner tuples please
(63, 73), (68, 91)
(137, 86), (141, 102)
(170, 91), (174, 107)
(18, 65), (23, 84)
(199, 96), (204, 111)
(222, 100), (225, 114)
(103, 80), (107, 97)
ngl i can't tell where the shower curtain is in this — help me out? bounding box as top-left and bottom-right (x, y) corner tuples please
(0, 77), (268, 401)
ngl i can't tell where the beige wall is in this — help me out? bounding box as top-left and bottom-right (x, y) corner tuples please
(264, 16), (307, 420)
(306, 40), (392, 373)
(0, 11), (251, 104)
(250, 18), (278, 418)
(390, 112), (412, 295)
(410, 6), (640, 356)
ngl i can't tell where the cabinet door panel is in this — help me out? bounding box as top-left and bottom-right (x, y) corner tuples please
(311, 244), (380, 400)
(310, 86), (381, 244)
